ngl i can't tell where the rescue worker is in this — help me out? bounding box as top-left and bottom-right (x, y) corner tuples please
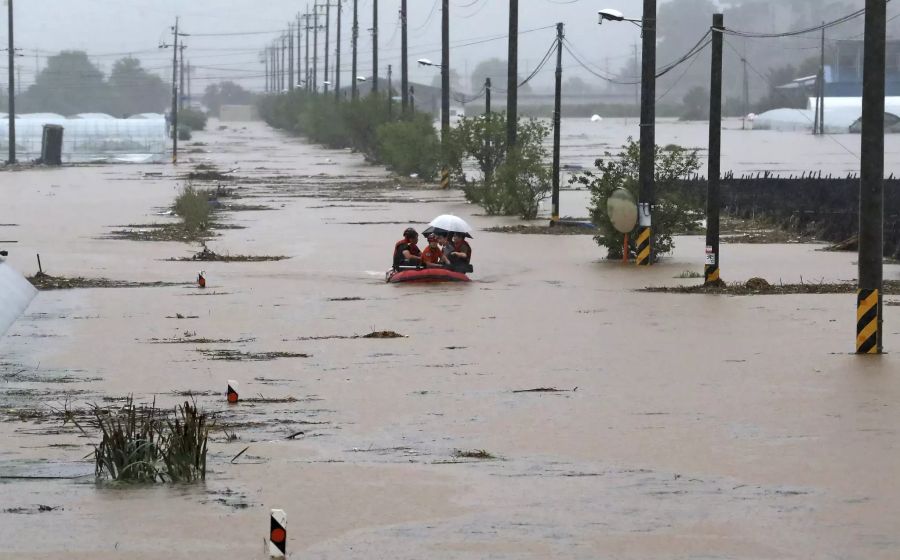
(447, 232), (472, 272)
(393, 227), (422, 270)
(421, 233), (449, 268)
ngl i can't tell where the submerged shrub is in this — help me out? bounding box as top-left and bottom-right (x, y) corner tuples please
(92, 397), (212, 483)
(173, 183), (211, 232)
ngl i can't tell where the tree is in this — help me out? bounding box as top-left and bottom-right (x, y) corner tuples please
(430, 69), (462, 92)
(680, 86), (709, 121)
(570, 139), (703, 261)
(202, 81), (256, 117)
(448, 113), (550, 219)
(107, 57), (169, 116)
(564, 76), (592, 95)
(469, 57), (532, 94)
(20, 51), (110, 115)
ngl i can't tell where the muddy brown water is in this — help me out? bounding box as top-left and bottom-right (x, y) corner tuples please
(1, 120), (899, 559)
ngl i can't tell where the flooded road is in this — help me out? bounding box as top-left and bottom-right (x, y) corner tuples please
(1, 120), (899, 559)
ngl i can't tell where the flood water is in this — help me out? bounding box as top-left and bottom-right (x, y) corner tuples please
(1, 119), (899, 559)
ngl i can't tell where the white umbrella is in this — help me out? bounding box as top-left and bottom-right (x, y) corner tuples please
(0, 259), (38, 337)
(428, 214), (473, 236)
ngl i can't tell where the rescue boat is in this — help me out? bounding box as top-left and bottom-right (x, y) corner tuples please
(385, 268), (471, 283)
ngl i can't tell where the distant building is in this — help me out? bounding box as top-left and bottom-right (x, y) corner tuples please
(828, 40), (900, 96)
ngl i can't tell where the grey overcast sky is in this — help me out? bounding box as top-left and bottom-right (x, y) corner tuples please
(4, 0), (662, 93)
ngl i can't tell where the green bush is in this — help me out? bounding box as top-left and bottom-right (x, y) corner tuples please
(376, 114), (440, 180)
(179, 108), (208, 131)
(177, 125), (192, 141)
(569, 138), (703, 261)
(173, 184), (211, 232)
(448, 114), (551, 219)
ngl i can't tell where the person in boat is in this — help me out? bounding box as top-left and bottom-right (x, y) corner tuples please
(393, 227), (423, 270)
(421, 233), (450, 268)
(446, 232), (472, 272)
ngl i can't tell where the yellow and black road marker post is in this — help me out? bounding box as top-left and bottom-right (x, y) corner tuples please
(856, 289), (880, 354)
(269, 509), (287, 558)
(635, 203), (652, 266)
(441, 167), (450, 190)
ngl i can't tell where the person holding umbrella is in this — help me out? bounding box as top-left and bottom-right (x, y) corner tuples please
(446, 232), (472, 273)
(392, 227), (423, 271)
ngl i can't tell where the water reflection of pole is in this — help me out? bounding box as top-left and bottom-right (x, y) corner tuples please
(857, 0), (885, 354)
(704, 13), (724, 287)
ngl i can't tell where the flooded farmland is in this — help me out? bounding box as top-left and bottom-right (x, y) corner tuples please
(1, 120), (899, 559)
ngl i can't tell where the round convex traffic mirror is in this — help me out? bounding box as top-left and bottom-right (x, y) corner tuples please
(607, 187), (638, 233)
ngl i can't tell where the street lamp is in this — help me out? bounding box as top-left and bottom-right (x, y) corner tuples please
(599, 3), (656, 266)
(417, 58), (435, 67)
(598, 9), (642, 27)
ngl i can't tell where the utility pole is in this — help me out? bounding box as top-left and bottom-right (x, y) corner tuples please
(372, 0), (379, 93)
(179, 46), (186, 109)
(441, 0), (450, 189)
(297, 12), (306, 88)
(289, 23), (295, 91)
(352, 0), (359, 99)
(485, 77), (491, 115)
(633, 42), (639, 115)
(818, 24), (826, 134)
(187, 61), (192, 108)
(857, 0), (885, 354)
(313, 5), (321, 92)
(741, 54), (749, 130)
(282, 34), (287, 91)
(165, 17), (182, 164)
(387, 64), (393, 117)
(551, 22), (564, 225)
(635, 0), (657, 266)
(335, 1), (342, 100)
(401, 0), (409, 111)
(7, 0), (16, 164)
(705, 13), (724, 286)
(265, 48), (269, 92)
(507, 0), (519, 149)
(324, 2), (331, 94)
(304, 11), (311, 91)
(410, 85), (415, 112)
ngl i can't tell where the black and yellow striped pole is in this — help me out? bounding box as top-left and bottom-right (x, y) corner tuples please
(704, 14), (724, 286)
(635, 207), (651, 266)
(857, 0), (884, 354)
(635, 0), (657, 266)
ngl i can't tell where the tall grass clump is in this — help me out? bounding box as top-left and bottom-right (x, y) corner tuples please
(91, 397), (212, 483)
(173, 183), (212, 233)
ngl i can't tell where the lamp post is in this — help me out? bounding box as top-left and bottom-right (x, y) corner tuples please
(599, 5), (656, 266)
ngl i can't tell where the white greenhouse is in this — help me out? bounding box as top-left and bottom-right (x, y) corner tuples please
(0, 113), (168, 163)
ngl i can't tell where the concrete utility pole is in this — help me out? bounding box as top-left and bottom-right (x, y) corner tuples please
(401, 0), (409, 112)
(297, 12), (306, 88)
(352, 0), (359, 99)
(857, 0), (885, 354)
(169, 17), (181, 164)
(179, 45), (186, 109)
(313, 5), (321, 91)
(818, 24), (825, 134)
(265, 48), (270, 92)
(289, 23), (294, 91)
(704, 13), (724, 286)
(635, 0), (657, 266)
(335, 1), (342, 100)
(485, 77), (491, 115)
(324, 2), (331, 94)
(304, 11), (311, 91)
(507, 0), (519, 149)
(372, 0), (379, 92)
(7, 0), (16, 164)
(441, 0), (450, 189)
(387, 64), (393, 117)
(551, 22), (564, 225)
